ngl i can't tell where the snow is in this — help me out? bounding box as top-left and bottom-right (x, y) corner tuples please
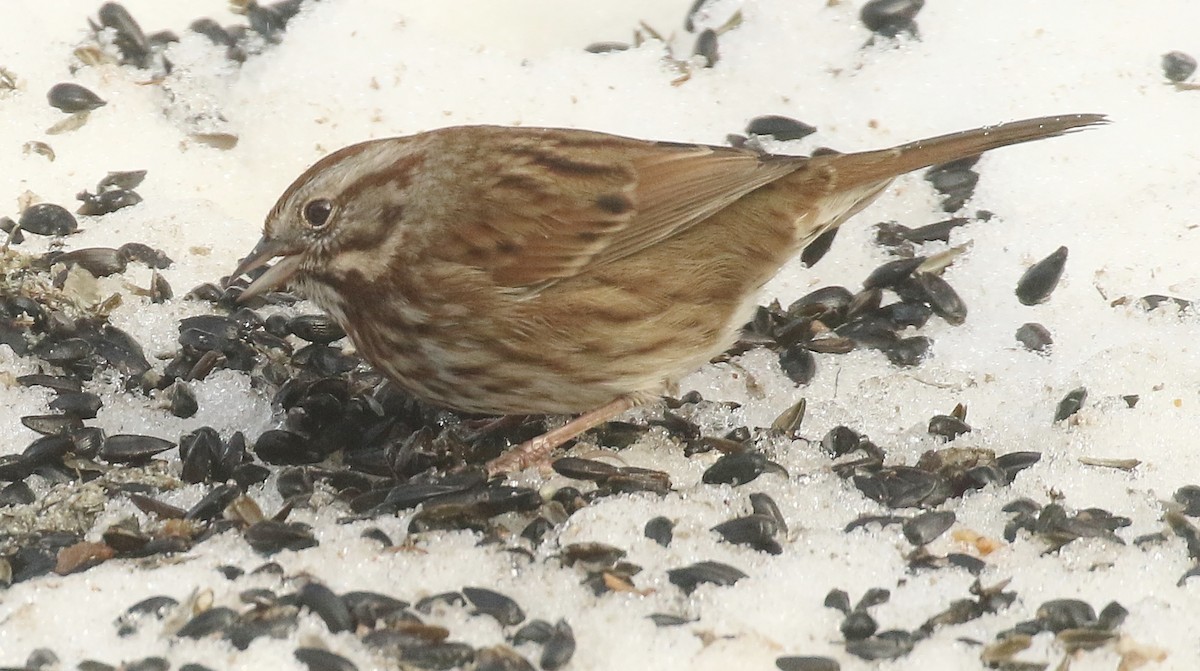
(0, 0), (1198, 669)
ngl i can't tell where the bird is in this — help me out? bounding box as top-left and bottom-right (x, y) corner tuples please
(228, 113), (1106, 474)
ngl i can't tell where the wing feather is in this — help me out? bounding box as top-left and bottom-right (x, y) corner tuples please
(433, 126), (807, 288)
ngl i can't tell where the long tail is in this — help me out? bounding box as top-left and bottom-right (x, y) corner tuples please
(783, 113), (1107, 245)
(814, 113), (1108, 190)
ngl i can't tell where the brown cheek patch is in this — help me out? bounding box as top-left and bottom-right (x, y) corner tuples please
(319, 266), (373, 298)
(338, 211), (393, 252)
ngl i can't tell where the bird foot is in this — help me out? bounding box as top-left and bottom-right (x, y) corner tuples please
(484, 396), (638, 477)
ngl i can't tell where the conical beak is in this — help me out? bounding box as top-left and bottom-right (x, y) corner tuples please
(228, 237), (304, 302)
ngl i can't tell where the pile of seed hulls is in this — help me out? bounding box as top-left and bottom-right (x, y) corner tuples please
(3, 2), (1199, 671)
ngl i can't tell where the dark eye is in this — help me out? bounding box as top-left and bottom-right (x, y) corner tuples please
(302, 199), (334, 228)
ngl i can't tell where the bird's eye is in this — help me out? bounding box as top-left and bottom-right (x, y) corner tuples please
(302, 198), (334, 228)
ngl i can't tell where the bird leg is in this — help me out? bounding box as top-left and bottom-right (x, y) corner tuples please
(484, 396), (640, 476)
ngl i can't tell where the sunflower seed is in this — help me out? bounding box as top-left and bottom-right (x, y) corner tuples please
(775, 657), (840, 671)
(801, 227), (839, 267)
(99, 434), (174, 463)
(463, 587), (525, 626)
(540, 620), (575, 670)
(902, 510), (955, 546)
(667, 560), (747, 594)
(644, 516), (674, 547)
(1015, 322), (1053, 352)
(1053, 387), (1087, 422)
(1163, 50), (1197, 82)
(294, 648), (358, 671)
(860, 0), (923, 36)
(693, 29), (719, 67)
(19, 203), (78, 236)
(746, 115), (817, 141)
(1015, 246), (1068, 306)
(47, 82), (106, 112)
(298, 581), (354, 633)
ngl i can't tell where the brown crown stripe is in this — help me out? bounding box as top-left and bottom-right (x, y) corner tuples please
(340, 150), (423, 205)
(267, 141), (378, 221)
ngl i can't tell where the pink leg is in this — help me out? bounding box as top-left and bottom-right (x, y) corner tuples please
(485, 397), (639, 477)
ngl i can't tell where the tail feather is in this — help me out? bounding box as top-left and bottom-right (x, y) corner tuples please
(813, 113), (1108, 191)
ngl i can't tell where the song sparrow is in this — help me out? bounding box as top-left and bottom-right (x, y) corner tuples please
(229, 114), (1105, 474)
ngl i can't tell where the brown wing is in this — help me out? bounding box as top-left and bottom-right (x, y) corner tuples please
(435, 126), (808, 288)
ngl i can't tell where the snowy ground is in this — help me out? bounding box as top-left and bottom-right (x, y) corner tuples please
(1, 1), (1199, 670)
